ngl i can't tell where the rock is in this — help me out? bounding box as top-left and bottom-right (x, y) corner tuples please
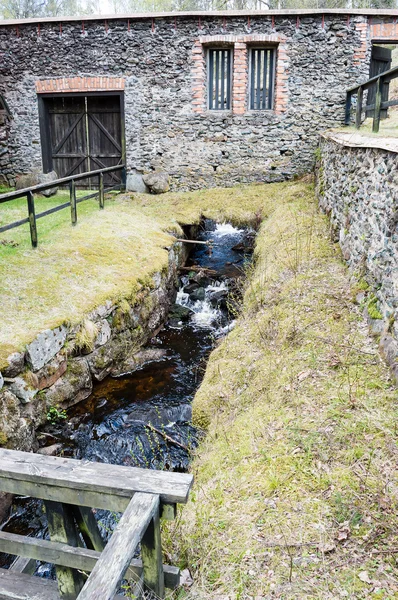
(111, 348), (167, 377)
(379, 334), (398, 369)
(184, 282), (200, 294)
(2, 351), (25, 377)
(126, 171), (149, 193)
(0, 373), (3, 390)
(127, 403), (192, 426)
(38, 443), (63, 456)
(26, 325), (68, 371)
(168, 304), (192, 325)
(37, 170), (58, 197)
(95, 319), (112, 348)
(190, 287), (205, 302)
(0, 389), (36, 450)
(142, 171), (170, 194)
(33, 354), (67, 390)
(7, 376), (37, 404)
(15, 170), (39, 190)
(44, 357), (92, 410)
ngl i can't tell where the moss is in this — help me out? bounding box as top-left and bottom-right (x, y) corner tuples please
(367, 295), (383, 320)
(0, 432), (8, 446)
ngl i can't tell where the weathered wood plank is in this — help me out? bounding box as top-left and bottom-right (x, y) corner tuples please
(77, 493), (159, 600)
(0, 569), (128, 600)
(0, 568), (60, 600)
(72, 506), (105, 552)
(0, 449), (193, 506)
(10, 556), (36, 575)
(44, 502), (86, 600)
(0, 530), (180, 588)
(373, 76), (383, 133)
(355, 86), (363, 129)
(141, 502), (165, 597)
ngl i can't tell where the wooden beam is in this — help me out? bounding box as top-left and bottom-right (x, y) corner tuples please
(373, 76), (383, 133)
(141, 502), (165, 597)
(72, 506), (104, 552)
(0, 530), (180, 589)
(355, 86), (363, 129)
(44, 502), (86, 600)
(76, 493), (159, 600)
(0, 449), (193, 507)
(26, 191), (38, 248)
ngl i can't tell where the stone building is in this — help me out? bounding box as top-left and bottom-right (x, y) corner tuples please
(0, 9), (397, 191)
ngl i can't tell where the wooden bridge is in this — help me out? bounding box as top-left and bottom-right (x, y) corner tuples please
(0, 449), (193, 599)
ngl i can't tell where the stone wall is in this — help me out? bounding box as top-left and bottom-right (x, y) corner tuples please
(316, 132), (398, 381)
(0, 12), (370, 189)
(0, 241), (189, 451)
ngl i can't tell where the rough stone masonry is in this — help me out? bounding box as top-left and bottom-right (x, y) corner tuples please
(0, 9), (378, 190)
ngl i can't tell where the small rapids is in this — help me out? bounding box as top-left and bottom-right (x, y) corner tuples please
(0, 219), (254, 577)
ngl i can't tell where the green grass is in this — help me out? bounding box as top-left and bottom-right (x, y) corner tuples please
(164, 186), (398, 599)
(0, 180), (301, 369)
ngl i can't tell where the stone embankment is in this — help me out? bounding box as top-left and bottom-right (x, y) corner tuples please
(316, 131), (398, 380)
(0, 241), (190, 451)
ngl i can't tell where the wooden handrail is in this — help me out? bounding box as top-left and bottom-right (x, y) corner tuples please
(0, 165), (126, 247)
(345, 65), (398, 133)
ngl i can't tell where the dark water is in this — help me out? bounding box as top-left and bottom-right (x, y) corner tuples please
(0, 219), (254, 575)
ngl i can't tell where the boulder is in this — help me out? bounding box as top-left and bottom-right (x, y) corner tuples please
(0, 389), (36, 450)
(15, 170), (58, 197)
(26, 326), (68, 372)
(142, 171), (170, 194)
(7, 376), (37, 404)
(111, 348), (167, 377)
(2, 351), (24, 377)
(126, 172), (149, 193)
(37, 170), (58, 197)
(33, 354), (67, 390)
(44, 357), (92, 410)
(0, 373), (3, 390)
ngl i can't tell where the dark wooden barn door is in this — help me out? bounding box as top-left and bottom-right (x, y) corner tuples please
(43, 95), (123, 187)
(366, 45), (392, 118)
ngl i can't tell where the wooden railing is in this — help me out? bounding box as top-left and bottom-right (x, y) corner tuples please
(0, 165), (126, 248)
(345, 65), (398, 133)
(0, 448), (193, 600)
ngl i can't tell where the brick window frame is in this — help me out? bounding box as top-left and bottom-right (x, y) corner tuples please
(192, 34), (288, 115)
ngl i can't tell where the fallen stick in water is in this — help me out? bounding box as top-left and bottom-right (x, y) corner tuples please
(145, 423), (189, 451)
(174, 238), (213, 246)
(179, 266), (218, 275)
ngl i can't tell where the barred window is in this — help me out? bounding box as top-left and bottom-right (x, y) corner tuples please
(249, 48), (275, 111)
(208, 48), (233, 110)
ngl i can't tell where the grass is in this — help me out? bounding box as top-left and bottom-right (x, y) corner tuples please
(0, 180), (299, 369)
(163, 186), (398, 599)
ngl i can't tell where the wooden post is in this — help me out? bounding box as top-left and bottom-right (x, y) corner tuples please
(345, 91), (352, 125)
(72, 506), (105, 552)
(373, 76), (383, 133)
(70, 180), (77, 225)
(26, 191), (38, 248)
(44, 501), (86, 599)
(141, 504), (165, 598)
(99, 172), (104, 209)
(121, 166), (127, 192)
(355, 86), (363, 129)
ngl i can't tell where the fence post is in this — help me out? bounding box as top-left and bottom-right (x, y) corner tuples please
(26, 191), (38, 248)
(373, 76), (383, 133)
(345, 91), (352, 125)
(355, 86), (363, 129)
(99, 172), (104, 209)
(141, 503), (165, 598)
(70, 180), (77, 225)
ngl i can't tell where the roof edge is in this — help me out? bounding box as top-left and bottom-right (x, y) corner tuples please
(1, 8), (398, 27)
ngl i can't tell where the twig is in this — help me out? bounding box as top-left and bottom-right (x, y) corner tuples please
(174, 238), (212, 246)
(179, 266), (218, 275)
(145, 423), (189, 451)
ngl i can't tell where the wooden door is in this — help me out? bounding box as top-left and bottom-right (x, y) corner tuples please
(366, 45), (392, 118)
(43, 95), (123, 187)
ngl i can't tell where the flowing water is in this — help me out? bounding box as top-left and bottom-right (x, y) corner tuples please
(0, 219), (254, 576)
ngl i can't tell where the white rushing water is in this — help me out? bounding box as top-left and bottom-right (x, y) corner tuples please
(212, 222), (243, 237)
(176, 280), (228, 330)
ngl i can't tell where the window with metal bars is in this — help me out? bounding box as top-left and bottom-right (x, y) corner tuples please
(249, 48), (276, 111)
(207, 48), (233, 110)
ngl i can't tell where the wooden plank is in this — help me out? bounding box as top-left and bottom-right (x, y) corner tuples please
(0, 449), (193, 506)
(373, 76), (383, 133)
(69, 180), (77, 226)
(0, 530), (180, 588)
(99, 172), (104, 209)
(0, 569), (128, 600)
(27, 191), (38, 248)
(355, 86), (363, 129)
(347, 63), (398, 93)
(77, 492), (159, 600)
(72, 506), (104, 552)
(141, 502), (165, 597)
(44, 502), (86, 600)
(0, 568), (60, 600)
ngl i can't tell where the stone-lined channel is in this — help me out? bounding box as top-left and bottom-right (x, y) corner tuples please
(0, 219), (254, 575)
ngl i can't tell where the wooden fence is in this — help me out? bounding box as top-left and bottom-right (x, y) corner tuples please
(0, 448), (193, 599)
(345, 64), (398, 133)
(0, 165), (126, 248)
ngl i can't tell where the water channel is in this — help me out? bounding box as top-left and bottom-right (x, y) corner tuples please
(0, 219), (254, 578)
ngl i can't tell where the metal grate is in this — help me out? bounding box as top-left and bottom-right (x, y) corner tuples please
(250, 48), (275, 111)
(208, 48), (233, 110)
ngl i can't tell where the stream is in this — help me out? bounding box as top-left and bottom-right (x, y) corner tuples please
(0, 219), (254, 578)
